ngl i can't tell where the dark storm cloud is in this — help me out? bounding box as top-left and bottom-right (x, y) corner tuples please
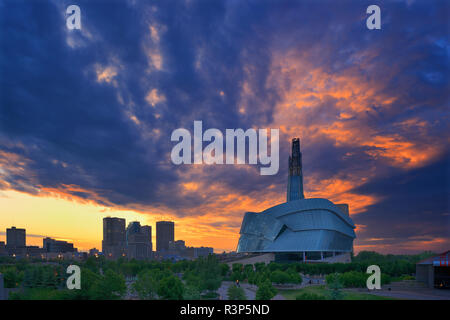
(353, 154), (450, 239)
(0, 0), (448, 250)
(0, 0), (280, 209)
(352, 153), (450, 253)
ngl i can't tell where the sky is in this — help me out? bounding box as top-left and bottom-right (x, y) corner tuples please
(0, 0), (448, 254)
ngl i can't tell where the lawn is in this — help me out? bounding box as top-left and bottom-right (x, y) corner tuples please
(279, 285), (395, 300)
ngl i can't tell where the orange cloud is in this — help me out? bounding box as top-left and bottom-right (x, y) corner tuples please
(354, 236), (450, 255)
(268, 49), (444, 170)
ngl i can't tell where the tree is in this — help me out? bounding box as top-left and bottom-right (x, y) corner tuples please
(255, 280), (277, 300)
(22, 268), (34, 288)
(230, 270), (244, 282)
(183, 285), (202, 300)
(327, 273), (343, 300)
(295, 292), (326, 300)
(220, 263), (230, 277)
(227, 285), (247, 300)
(157, 275), (184, 300)
(74, 268), (101, 299)
(270, 270), (291, 284)
(3, 267), (23, 288)
(132, 270), (158, 300)
(202, 277), (222, 293)
(90, 269), (126, 300)
(288, 271), (302, 284)
(42, 268), (57, 288)
(254, 262), (266, 273)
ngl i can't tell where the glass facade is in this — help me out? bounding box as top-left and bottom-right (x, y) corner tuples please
(237, 198), (356, 253)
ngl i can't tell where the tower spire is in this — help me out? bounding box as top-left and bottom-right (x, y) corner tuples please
(287, 138), (304, 201)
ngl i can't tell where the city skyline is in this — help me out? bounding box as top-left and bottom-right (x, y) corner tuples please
(0, 217), (209, 254)
(0, 1), (449, 255)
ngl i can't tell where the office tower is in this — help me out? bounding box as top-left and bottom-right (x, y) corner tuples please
(126, 221), (141, 245)
(102, 217), (126, 259)
(156, 221), (174, 252)
(287, 138), (304, 201)
(6, 226), (26, 248)
(126, 221), (152, 260)
(141, 225), (152, 252)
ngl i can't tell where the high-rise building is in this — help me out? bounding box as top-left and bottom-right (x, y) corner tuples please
(287, 138), (304, 201)
(6, 227), (26, 248)
(126, 221), (152, 260)
(156, 221), (174, 252)
(126, 221), (141, 245)
(141, 225), (152, 252)
(128, 233), (152, 260)
(102, 217), (126, 259)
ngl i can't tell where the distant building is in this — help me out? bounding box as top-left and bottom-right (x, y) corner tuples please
(89, 248), (99, 256)
(126, 221), (141, 244)
(196, 246), (214, 257)
(26, 246), (45, 257)
(141, 225), (152, 252)
(43, 237), (76, 253)
(416, 251), (450, 288)
(185, 246), (213, 259)
(126, 221), (152, 260)
(0, 241), (6, 256)
(169, 240), (186, 253)
(6, 227), (26, 248)
(156, 221), (174, 252)
(102, 217), (126, 259)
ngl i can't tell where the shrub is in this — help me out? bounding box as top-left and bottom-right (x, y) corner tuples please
(295, 292), (326, 300)
(157, 275), (184, 300)
(227, 285), (247, 300)
(256, 280), (277, 300)
(326, 271), (391, 288)
(270, 270), (292, 284)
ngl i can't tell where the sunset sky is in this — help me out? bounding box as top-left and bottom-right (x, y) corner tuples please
(0, 0), (448, 254)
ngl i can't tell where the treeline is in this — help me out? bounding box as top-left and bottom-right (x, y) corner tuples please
(325, 271), (391, 288)
(229, 262), (302, 285)
(1, 251), (433, 300)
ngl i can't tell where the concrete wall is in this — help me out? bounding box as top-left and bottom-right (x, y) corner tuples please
(416, 264), (434, 288)
(226, 253), (275, 267)
(321, 252), (351, 263)
(226, 251), (353, 267)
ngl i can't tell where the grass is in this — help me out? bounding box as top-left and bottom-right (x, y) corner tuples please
(279, 285), (396, 300)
